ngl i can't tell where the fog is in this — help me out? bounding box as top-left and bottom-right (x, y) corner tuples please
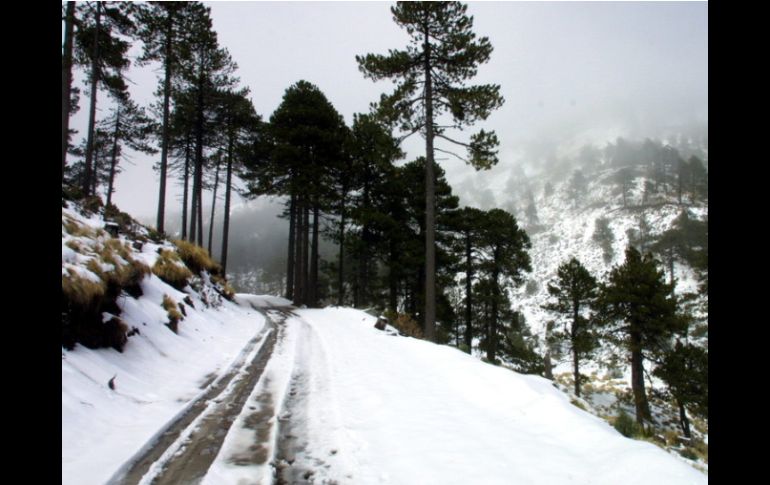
(65, 1), (707, 278)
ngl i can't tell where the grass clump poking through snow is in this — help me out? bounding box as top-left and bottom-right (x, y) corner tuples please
(62, 268), (105, 306)
(162, 295), (184, 333)
(612, 411), (644, 438)
(152, 249), (193, 290)
(384, 311), (424, 339)
(97, 240), (151, 296)
(172, 239), (222, 276)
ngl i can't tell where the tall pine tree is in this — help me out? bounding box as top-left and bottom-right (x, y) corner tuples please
(74, 1), (135, 197)
(357, 1), (504, 341)
(136, 1), (208, 234)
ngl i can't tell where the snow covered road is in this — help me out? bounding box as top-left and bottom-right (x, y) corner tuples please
(68, 302), (707, 485)
(206, 306), (708, 485)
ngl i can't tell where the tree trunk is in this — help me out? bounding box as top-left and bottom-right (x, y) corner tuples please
(630, 331), (652, 424)
(207, 159), (221, 255)
(156, 11), (175, 234)
(62, 1), (76, 182)
(353, 261), (360, 309)
(181, 132), (191, 240)
(221, 137), (234, 275)
(543, 350), (554, 380)
(573, 299), (581, 397)
(106, 108), (121, 207)
(487, 262), (499, 362)
(388, 239), (398, 313)
(310, 203), (320, 307)
(464, 232), (473, 353)
(678, 400), (691, 438)
(668, 248), (675, 289)
(302, 204), (310, 306)
(286, 195), (295, 300)
(293, 196), (303, 305)
(423, 19), (436, 342)
(82, 1), (102, 197)
(359, 236), (369, 308)
(191, 69), (205, 246)
(197, 179), (204, 246)
(337, 194), (346, 306)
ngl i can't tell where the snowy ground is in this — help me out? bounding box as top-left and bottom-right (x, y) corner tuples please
(202, 306), (706, 485)
(64, 301), (707, 485)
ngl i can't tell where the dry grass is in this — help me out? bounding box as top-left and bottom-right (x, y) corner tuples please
(390, 312), (424, 339)
(65, 240), (82, 252)
(63, 218), (94, 238)
(172, 239), (222, 276)
(162, 295), (184, 333)
(62, 269), (105, 306)
(152, 249), (193, 289)
(79, 239), (151, 291)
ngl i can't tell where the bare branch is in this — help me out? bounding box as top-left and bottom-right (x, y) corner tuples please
(434, 146), (469, 163)
(436, 133), (471, 148)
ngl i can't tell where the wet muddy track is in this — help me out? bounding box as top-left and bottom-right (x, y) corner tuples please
(272, 316), (334, 485)
(107, 306), (291, 485)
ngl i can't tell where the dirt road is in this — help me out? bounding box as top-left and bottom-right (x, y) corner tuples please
(106, 306), (302, 485)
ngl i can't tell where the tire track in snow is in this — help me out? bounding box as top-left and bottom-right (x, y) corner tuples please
(272, 313), (341, 485)
(106, 305), (284, 485)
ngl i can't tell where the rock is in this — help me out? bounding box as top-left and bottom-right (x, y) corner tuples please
(374, 317), (387, 331)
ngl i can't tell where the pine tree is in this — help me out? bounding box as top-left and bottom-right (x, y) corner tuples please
(686, 155), (708, 201)
(62, 1), (77, 182)
(500, 310), (544, 375)
(74, 1), (135, 197)
(568, 170), (587, 207)
(653, 341), (708, 438)
(245, 81), (346, 307)
(343, 113), (403, 307)
(543, 257), (598, 397)
(594, 246), (687, 425)
(165, 87), (197, 240)
(357, 1), (504, 341)
(452, 206), (485, 353)
(96, 95), (156, 207)
(476, 209), (531, 363)
(593, 217), (615, 264)
(215, 88), (262, 275)
(136, 1), (207, 234)
(175, 8), (238, 246)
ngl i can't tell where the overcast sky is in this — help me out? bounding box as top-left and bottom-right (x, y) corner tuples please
(67, 1), (708, 222)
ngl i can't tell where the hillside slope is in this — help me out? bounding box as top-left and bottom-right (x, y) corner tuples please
(509, 167), (707, 340)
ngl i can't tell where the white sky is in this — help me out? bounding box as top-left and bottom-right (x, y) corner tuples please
(66, 1), (708, 223)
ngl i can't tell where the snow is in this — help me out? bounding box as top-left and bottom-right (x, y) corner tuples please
(203, 307), (706, 485)
(233, 293), (292, 308)
(63, 282), (706, 484)
(62, 271), (266, 485)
